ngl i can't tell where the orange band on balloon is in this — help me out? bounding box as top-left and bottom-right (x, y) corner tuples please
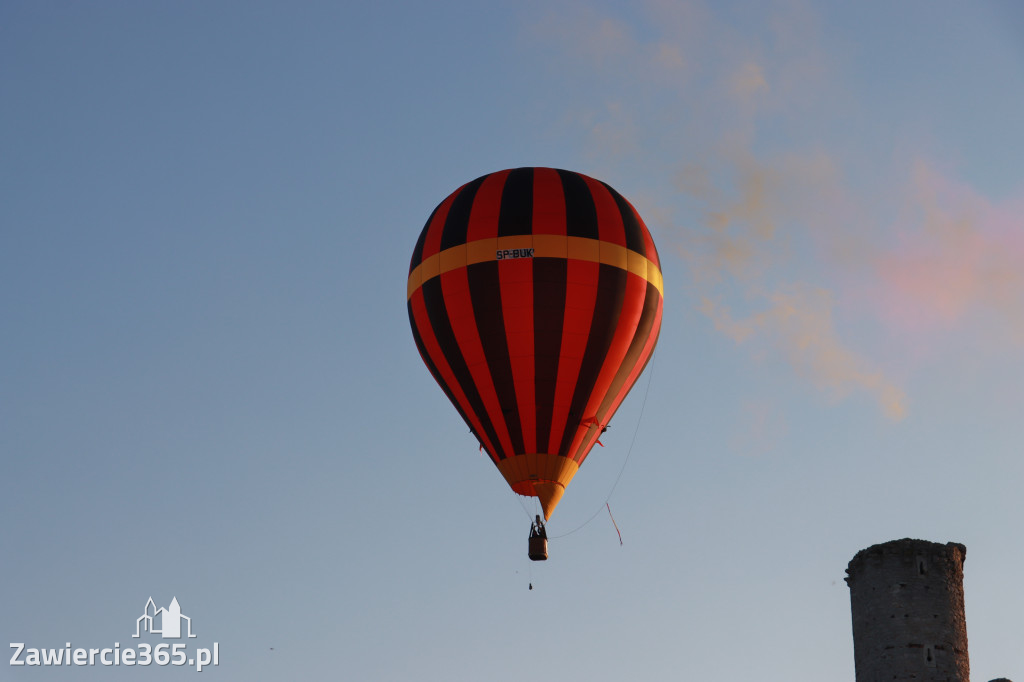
(407, 236), (663, 300)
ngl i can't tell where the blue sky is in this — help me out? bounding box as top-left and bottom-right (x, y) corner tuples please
(2, 2), (1022, 680)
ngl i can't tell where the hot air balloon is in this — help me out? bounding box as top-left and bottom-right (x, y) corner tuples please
(407, 168), (663, 558)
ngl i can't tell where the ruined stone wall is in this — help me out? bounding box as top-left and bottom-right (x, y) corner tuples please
(846, 539), (969, 682)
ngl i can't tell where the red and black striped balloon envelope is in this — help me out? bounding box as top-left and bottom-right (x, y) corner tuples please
(407, 168), (663, 521)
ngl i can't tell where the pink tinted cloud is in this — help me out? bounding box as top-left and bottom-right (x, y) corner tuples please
(873, 163), (1024, 344)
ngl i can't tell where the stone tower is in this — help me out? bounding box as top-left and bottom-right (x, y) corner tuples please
(846, 539), (969, 682)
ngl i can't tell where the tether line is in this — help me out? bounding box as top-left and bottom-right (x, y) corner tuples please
(550, 349), (658, 540)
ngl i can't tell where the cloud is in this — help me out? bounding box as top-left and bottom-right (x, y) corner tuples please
(530, 1), (908, 419)
(673, 141), (908, 419)
(676, 149), (845, 282)
(528, 1), (1019, 422)
(872, 161), (1024, 346)
(702, 287), (908, 420)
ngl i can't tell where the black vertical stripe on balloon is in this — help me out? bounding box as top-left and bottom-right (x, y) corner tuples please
(602, 182), (647, 255)
(631, 327), (660, 387)
(467, 260), (525, 457)
(558, 170), (600, 240)
(497, 167), (534, 237)
(532, 257), (568, 455)
(439, 175), (486, 252)
(408, 299), (486, 460)
(411, 202), (441, 270)
(557, 263), (628, 458)
(631, 294), (662, 382)
(591, 281), (661, 429)
(420, 276), (507, 460)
